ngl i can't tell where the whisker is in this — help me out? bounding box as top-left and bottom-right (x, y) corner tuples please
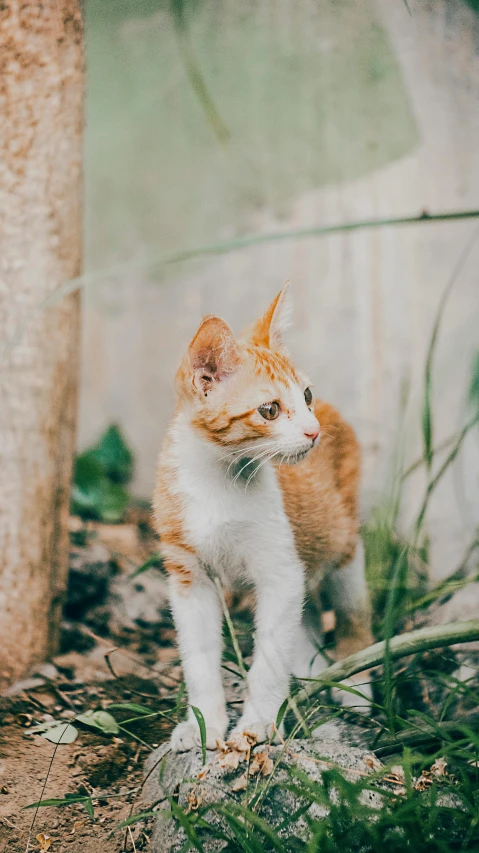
(231, 447), (275, 484)
(217, 441), (271, 465)
(244, 449), (281, 489)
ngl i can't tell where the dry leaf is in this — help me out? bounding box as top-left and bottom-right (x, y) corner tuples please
(232, 772), (248, 792)
(242, 731), (259, 747)
(186, 791), (203, 813)
(217, 731), (258, 771)
(249, 750), (274, 777)
(390, 765), (405, 783)
(36, 833), (51, 852)
(414, 775), (432, 791)
(261, 756), (273, 776)
(392, 786), (407, 797)
(226, 732), (254, 753)
(197, 765), (210, 781)
(364, 755), (383, 772)
(431, 757), (447, 777)
(218, 749), (244, 771)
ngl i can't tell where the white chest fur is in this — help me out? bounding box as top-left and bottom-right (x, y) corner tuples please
(169, 420), (299, 585)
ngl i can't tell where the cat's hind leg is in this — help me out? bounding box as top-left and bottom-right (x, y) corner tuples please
(323, 537), (374, 712)
(291, 604), (328, 679)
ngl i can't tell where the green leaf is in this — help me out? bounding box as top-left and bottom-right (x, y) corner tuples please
(71, 453), (105, 510)
(89, 424), (134, 485)
(93, 481), (130, 523)
(71, 452), (129, 522)
(217, 803), (285, 853)
(83, 797), (95, 819)
(107, 702), (152, 716)
(275, 697), (289, 730)
(29, 722), (78, 744)
(421, 385), (433, 472)
(130, 554), (162, 579)
(190, 706), (207, 764)
(24, 796), (90, 810)
(169, 799), (205, 853)
(76, 710), (120, 735)
(468, 351), (479, 415)
(117, 811), (159, 829)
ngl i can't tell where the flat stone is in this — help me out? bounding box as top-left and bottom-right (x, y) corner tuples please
(141, 723), (384, 853)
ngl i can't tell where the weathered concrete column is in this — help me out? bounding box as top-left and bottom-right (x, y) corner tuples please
(0, 1), (83, 686)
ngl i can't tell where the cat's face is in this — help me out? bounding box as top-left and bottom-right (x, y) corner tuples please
(176, 285), (320, 465)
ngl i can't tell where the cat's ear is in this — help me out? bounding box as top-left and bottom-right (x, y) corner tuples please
(246, 282), (292, 350)
(188, 315), (240, 395)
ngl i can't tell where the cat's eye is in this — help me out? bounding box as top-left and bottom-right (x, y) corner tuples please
(258, 402), (280, 421)
(304, 387), (313, 406)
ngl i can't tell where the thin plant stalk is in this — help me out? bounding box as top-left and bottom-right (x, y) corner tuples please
(5, 208), (479, 359)
(296, 620), (479, 705)
(213, 576), (247, 679)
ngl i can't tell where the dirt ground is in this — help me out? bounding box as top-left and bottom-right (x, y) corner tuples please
(0, 652), (176, 853)
(2, 514), (478, 853)
(0, 512), (254, 853)
(0, 516), (177, 853)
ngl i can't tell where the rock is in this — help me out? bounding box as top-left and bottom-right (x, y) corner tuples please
(2, 677), (45, 697)
(415, 583), (479, 662)
(108, 570), (169, 633)
(94, 523), (144, 563)
(59, 621), (97, 654)
(141, 721), (384, 853)
(425, 583), (479, 630)
(32, 662), (59, 680)
(141, 715), (468, 853)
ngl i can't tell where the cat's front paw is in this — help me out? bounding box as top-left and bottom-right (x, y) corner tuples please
(230, 718), (281, 745)
(170, 721), (226, 753)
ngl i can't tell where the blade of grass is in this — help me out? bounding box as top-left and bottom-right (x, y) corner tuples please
(191, 705), (207, 765)
(421, 222), (479, 479)
(130, 554), (162, 579)
(169, 799), (205, 852)
(169, 0), (230, 145)
(213, 575), (247, 678)
(414, 411), (479, 535)
(383, 544), (410, 731)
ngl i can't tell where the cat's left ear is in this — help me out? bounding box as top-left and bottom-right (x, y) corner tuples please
(246, 282), (292, 350)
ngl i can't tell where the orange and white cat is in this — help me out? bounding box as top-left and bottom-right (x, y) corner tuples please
(153, 285), (373, 752)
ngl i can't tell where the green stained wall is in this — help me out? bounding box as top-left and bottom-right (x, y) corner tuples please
(84, 0), (418, 269)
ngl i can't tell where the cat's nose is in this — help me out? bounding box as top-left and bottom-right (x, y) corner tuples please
(304, 428), (319, 442)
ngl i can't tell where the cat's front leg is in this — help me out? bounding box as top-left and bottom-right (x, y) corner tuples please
(231, 552), (305, 743)
(168, 569), (227, 751)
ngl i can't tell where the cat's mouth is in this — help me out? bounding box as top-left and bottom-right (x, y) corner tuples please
(281, 446), (312, 465)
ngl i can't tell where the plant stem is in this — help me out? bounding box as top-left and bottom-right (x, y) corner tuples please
(6, 208), (479, 359)
(296, 619), (479, 704)
(213, 576), (247, 679)
(375, 712), (479, 757)
(414, 412), (479, 535)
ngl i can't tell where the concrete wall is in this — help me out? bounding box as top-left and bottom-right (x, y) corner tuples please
(79, 0), (479, 580)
